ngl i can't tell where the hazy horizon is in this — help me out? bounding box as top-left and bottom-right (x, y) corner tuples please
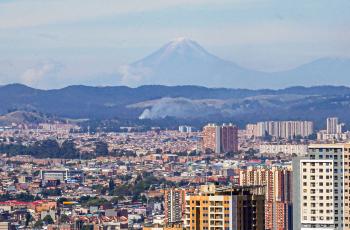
(1, 0), (349, 89)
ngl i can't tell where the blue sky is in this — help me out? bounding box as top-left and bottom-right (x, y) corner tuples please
(0, 0), (349, 88)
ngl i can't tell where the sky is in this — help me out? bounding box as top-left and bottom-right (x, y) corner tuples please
(0, 0), (349, 89)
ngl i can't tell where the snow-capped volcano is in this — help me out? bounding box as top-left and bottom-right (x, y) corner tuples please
(119, 37), (266, 88)
(118, 38), (350, 89)
(133, 37), (218, 67)
(158, 37), (211, 59)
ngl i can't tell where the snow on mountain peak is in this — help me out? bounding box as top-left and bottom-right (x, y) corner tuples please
(172, 36), (190, 43)
(156, 37), (210, 60)
(169, 37), (199, 48)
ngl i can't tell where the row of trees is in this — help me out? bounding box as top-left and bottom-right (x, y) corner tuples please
(0, 139), (79, 158)
(78, 177), (159, 207)
(0, 139), (110, 159)
(0, 189), (63, 202)
(0, 192), (40, 202)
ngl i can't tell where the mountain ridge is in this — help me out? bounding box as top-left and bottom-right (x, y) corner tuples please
(0, 110), (57, 125)
(0, 84), (349, 126)
(118, 38), (350, 89)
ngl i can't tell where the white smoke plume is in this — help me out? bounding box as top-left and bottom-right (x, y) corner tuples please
(138, 97), (228, 119)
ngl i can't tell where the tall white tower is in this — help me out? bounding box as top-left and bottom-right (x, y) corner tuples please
(326, 117), (339, 134)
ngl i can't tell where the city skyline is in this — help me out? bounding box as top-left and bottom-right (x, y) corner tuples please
(1, 1), (350, 230)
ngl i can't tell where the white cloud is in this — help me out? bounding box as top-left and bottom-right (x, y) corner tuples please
(118, 65), (153, 86)
(20, 61), (62, 87)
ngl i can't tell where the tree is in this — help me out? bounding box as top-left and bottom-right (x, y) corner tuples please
(95, 141), (108, 156)
(57, 197), (69, 204)
(307, 133), (317, 140)
(33, 139), (61, 158)
(113, 184), (132, 197)
(60, 140), (79, 159)
(82, 225), (94, 230)
(225, 151), (236, 158)
(25, 212), (32, 227)
(33, 220), (43, 229)
(41, 188), (62, 197)
(263, 132), (273, 141)
(0, 139), (83, 159)
(110, 196), (125, 205)
(43, 215), (54, 225)
(108, 178), (115, 192)
(140, 195), (147, 203)
(79, 196), (109, 207)
(15, 192), (36, 202)
(60, 214), (70, 224)
(0, 193), (12, 202)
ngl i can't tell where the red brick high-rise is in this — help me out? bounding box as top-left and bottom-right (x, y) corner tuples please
(202, 123), (238, 153)
(221, 123), (239, 153)
(239, 166), (293, 230)
(202, 124), (221, 153)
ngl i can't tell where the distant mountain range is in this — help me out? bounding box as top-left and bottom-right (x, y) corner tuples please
(119, 37), (350, 89)
(1, 84), (350, 128)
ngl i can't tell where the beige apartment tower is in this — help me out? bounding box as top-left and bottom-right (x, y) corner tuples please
(184, 184), (265, 230)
